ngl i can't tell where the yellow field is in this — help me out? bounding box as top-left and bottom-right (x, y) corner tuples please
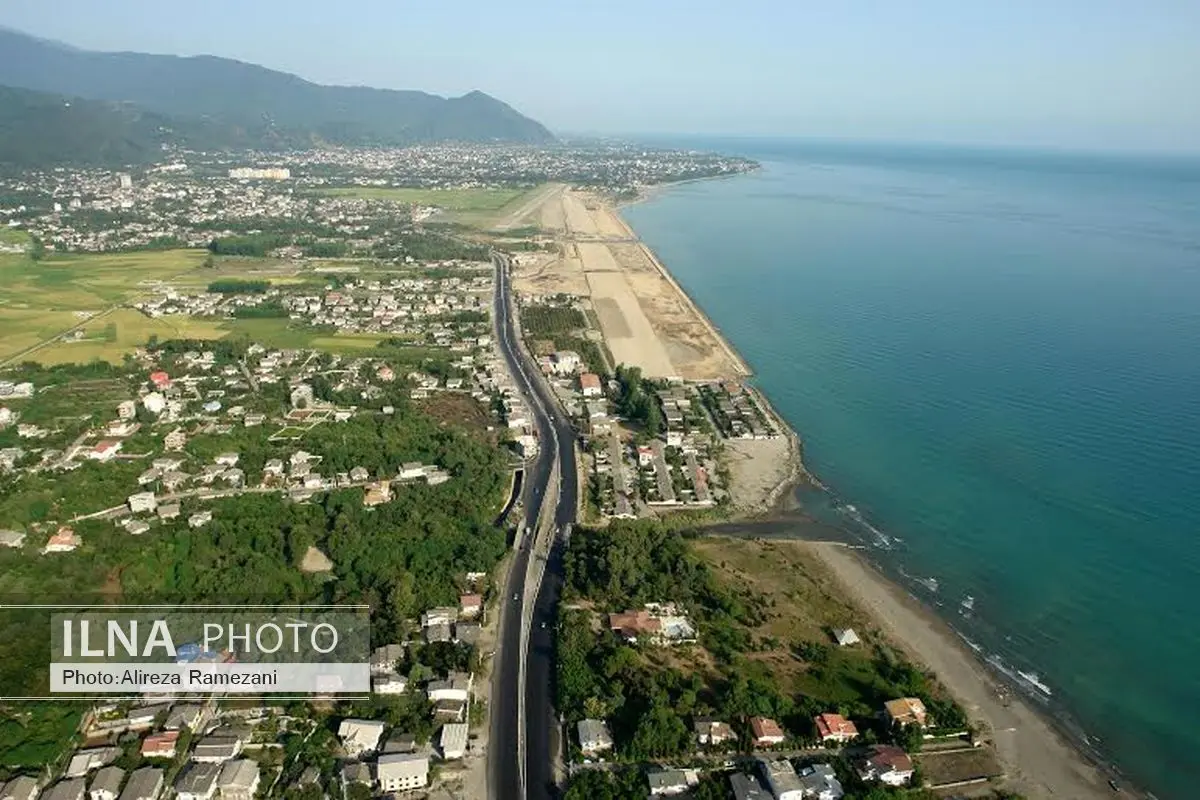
(0, 309), (86, 361)
(32, 311), (228, 365)
(315, 186), (527, 211)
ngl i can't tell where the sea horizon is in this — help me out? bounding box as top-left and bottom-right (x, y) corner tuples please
(621, 138), (1200, 800)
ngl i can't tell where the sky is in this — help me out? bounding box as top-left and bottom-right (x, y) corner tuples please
(4, 0), (1200, 153)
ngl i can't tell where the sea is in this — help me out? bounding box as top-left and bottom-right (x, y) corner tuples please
(621, 138), (1200, 800)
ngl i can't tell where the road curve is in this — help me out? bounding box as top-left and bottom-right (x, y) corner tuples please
(488, 252), (579, 799)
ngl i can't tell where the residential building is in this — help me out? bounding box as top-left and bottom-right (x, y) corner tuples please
(190, 735), (242, 764)
(454, 622), (481, 645)
(577, 719), (613, 756)
(1, 776), (40, 800)
(375, 754), (428, 793)
(421, 606), (457, 628)
(117, 401), (137, 420)
(339, 763), (370, 791)
(750, 716), (786, 747)
(857, 745), (914, 787)
(814, 713), (859, 744)
(215, 760), (258, 800)
(43, 526), (80, 554)
(832, 628), (860, 647)
(42, 782), (85, 800)
(173, 764), (220, 800)
(459, 593), (482, 618)
(117, 768), (163, 800)
(127, 492), (157, 514)
(694, 718), (736, 746)
(188, 512), (213, 528)
(372, 674), (407, 695)
(608, 609), (660, 642)
(140, 732), (179, 760)
(89, 440), (122, 462)
(883, 697), (928, 728)
(163, 429), (186, 451)
(0, 530), (25, 548)
(66, 748), (118, 778)
(87, 768), (124, 800)
(729, 772), (770, 800)
(759, 759), (803, 800)
(647, 769), (689, 796)
(370, 644), (404, 675)
(440, 722), (469, 759)
(337, 719), (385, 757)
(795, 764), (844, 800)
(579, 372), (603, 397)
(164, 705), (206, 731)
(156, 504), (181, 520)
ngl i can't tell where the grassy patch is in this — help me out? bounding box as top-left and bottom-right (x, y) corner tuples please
(0, 249), (206, 312)
(0, 228), (31, 247)
(315, 186), (527, 211)
(32, 310), (228, 365)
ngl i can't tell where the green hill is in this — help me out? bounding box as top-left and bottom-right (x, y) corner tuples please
(0, 27), (554, 152)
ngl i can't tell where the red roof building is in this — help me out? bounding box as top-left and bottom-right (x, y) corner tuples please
(141, 730), (180, 759)
(814, 712), (859, 743)
(149, 371), (170, 388)
(749, 716), (786, 746)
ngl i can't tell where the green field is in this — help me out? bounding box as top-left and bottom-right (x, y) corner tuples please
(32, 310), (229, 365)
(0, 228), (31, 247)
(315, 186), (529, 211)
(0, 249), (205, 311)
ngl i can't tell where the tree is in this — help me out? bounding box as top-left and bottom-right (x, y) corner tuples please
(28, 236), (46, 261)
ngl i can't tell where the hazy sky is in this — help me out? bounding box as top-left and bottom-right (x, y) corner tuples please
(4, 0), (1200, 152)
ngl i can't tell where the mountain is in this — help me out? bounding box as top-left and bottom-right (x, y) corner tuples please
(0, 28), (554, 149)
(0, 84), (293, 166)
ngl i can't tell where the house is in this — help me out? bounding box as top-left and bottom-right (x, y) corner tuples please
(795, 764), (844, 800)
(729, 772), (770, 800)
(137, 469), (160, 486)
(370, 643), (404, 675)
(141, 731), (180, 760)
(579, 372), (603, 397)
(43, 526), (80, 554)
(174, 764), (220, 800)
(117, 401), (137, 420)
(459, 593), (483, 618)
(289, 385), (314, 409)
(163, 429), (186, 451)
(749, 716), (786, 747)
(1, 777), (40, 800)
(372, 674), (408, 695)
(759, 759), (803, 800)
(214, 453), (240, 468)
(424, 622), (452, 643)
(421, 607), (457, 627)
(608, 610), (660, 642)
(398, 462), (429, 480)
(141, 393), (166, 416)
(160, 471), (189, 491)
(339, 763), (370, 791)
(190, 735), (242, 764)
(188, 512), (213, 529)
(375, 754), (428, 793)
(156, 504), (181, 521)
(883, 697), (928, 728)
(215, 760), (258, 800)
(383, 733), (418, 755)
(117, 769), (162, 800)
(814, 713), (859, 744)
(426, 672), (472, 703)
(337, 719), (385, 757)
(439, 722), (469, 759)
(149, 371), (170, 389)
(88, 768), (124, 800)
(67, 749), (121, 778)
(0, 530), (25, 548)
(577, 719), (613, 756)
(42, 781), (85, 800)
(647, 769), (690, 796)
(89, 440), (122, 462)
(349, 466), (369, 483)
(432, 698), (466, 723)
(262, 459), (284, 478)
(694, 718), (736, 746)
(164, 704), (206, 731)
(857, 745), (914, 787)
(376, 366), (395, 382)
(551, 350), (582, 375)
(832, 627), (860, 647)
(454, 622), (481, 645)
(127, 492), (157, 514)
(362, 480), (391, 507)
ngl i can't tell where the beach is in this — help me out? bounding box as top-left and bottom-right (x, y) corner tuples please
(811, 542), (1115, 798)
(513, 181), (1136, 798)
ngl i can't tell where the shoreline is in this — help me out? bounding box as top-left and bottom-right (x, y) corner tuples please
(606, 186), (1141, 799)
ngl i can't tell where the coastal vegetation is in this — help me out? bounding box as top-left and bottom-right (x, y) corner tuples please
(558, 521), (969, 761)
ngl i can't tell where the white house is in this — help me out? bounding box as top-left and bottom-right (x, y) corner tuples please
(215, 760), (258, 800)
(337, 719), (385, 757)
(88, 768), (124, 800)
(127, 492), (157, 514)
(375, 754), (427, 793)
(577, 719), (613, 756)
(439, 723), (469, 759)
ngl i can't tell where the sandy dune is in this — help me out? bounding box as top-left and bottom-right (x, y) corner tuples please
(514, 189), (748, 380)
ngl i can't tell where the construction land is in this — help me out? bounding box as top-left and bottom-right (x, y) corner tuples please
(510, 187), (749, 381)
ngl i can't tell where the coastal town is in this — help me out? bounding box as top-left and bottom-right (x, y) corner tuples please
(0, 140), (1121, 800)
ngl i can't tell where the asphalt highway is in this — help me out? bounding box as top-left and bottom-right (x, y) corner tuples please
(488, 252), (578, 799)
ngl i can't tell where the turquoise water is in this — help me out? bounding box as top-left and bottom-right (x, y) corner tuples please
(622, 140), (1200, 799)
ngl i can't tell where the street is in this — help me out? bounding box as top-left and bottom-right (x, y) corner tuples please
(488, 252), (579, 799)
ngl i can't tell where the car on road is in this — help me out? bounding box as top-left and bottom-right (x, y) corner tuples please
(513, 593), (519, 601)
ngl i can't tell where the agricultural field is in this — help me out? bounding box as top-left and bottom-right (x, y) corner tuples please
(32, 310), (228, 365)
(0, 249), (205, 311)
(0, 228), (31, 246)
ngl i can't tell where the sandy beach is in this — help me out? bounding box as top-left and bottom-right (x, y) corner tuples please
(811, 542), (1118, 799)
